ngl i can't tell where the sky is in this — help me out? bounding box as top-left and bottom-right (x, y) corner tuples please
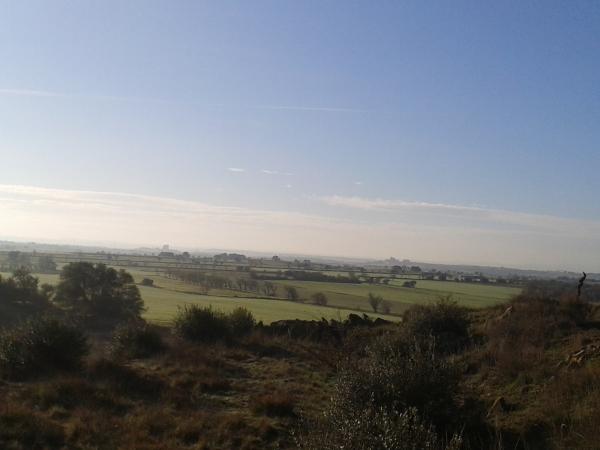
(0, 1), (599, 271)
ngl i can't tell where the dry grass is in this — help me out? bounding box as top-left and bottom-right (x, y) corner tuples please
(0, 328), (332, 449)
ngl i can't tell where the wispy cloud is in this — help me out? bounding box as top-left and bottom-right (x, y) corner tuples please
(0, 88), (62, 97)
(227, 167), (245, 173)
(260, 169), (293, 176)
(319, 195), (481, 212)
(0, 87), (173, 104)
(252, 105), (367, 113)
(354, 181), (364, 186)
(0, 88), (366, 116)
(318, 195), (600, 238)
(0, 185), (597, 270)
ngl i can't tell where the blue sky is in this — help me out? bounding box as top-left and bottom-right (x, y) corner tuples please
(0, 1), (599, 270)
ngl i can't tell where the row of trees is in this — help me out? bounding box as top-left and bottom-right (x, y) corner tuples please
(1, 252), (57, 273)
(283, 286), (329, 306)
(166, 269), (280, 297)
(252, 270), (360, 284)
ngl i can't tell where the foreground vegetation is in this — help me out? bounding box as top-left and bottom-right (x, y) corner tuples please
(1, 263), (599, 448)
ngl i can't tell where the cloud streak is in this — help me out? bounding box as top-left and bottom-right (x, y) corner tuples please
(251, 105), (367, 113)
(0, 185), (597, 271)
(0, 88), (62, 97)
(318, 195), (600, 237)
(0, 88), (366, 115)
(227, 167), (245, 173)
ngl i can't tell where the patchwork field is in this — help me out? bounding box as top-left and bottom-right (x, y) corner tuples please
(1, 268), (520, 324)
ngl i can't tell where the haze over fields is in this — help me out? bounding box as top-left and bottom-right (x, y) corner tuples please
(1, 2), (599, 271)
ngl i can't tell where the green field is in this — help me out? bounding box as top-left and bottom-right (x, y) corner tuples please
(2, 267), (520, 324)
(273, 279), (519, 315)
(1, 272), (397, 324)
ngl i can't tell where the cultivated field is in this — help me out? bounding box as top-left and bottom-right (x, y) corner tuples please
(1, 263), (520, 324)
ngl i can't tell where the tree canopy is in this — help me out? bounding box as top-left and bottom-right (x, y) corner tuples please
(54, 262), (144, 326)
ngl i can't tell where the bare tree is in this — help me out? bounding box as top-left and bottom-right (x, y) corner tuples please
(368, 293), (383, 313)
(312, 292), (328, 306)
(284, 285), (300, 301)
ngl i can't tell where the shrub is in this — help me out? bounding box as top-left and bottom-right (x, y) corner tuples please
(298, 406), (461, 450)
(333, 335), (460, 431)
(299, 333), (465, 448)
(0, 318), (88, 380)
(174, 305), (230, 343)
(110, 323), (164, 359)
(140, 278), (154, 287)
(228, 307), (256, 337)
(403, 296), (470, 354)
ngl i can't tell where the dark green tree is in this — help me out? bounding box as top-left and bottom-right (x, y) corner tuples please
(54, 262), (144, 326)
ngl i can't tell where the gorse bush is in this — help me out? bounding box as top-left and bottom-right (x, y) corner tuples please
(298, 406), (461, 450)
(336, 335), (460, 431)
(299, 332), (462, 449)
(110, 323), (164, 359)
(174, 305), (230, 342)
(0, 318), (88, 380)
(403, 296), (470, 354)
(228, 307), (256, 337)
(174, 305), (257, 343)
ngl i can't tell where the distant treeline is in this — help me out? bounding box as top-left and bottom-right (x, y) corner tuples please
(251, 270), (360, 284)
(165, 269), (278, 296)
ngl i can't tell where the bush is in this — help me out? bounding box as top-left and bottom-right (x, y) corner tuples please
(0, 318), (88, 380)
(298, 406), (461, 450)
(174, 305), (257, 342)
(403, 296), (470, 354)
(140, 278), (155, 287)
(334, 335), (460, 431)
(174, 305), (230, 343)
(298, 333), (465, 448)
(110, 323), (164, 359)
(228, 307), (256, 337)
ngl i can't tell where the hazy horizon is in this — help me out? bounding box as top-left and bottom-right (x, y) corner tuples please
(1, 2), (599, 273)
